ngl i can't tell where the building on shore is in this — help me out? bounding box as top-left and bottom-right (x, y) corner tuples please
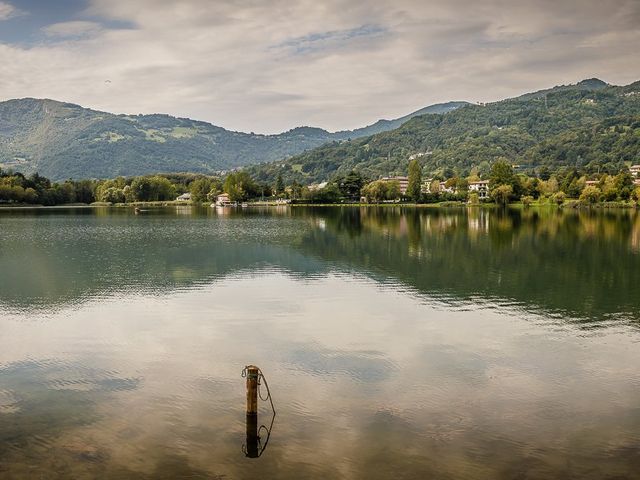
(439, 181), (455, 194)
(468, 180), (489, 199)
(381, 176), (409, 194)
(215, 193), (233, 206)
(176, 192), (191, 201)
(630, 165), (640, 177)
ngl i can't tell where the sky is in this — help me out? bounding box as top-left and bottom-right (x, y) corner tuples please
(0, 0), (639, 134)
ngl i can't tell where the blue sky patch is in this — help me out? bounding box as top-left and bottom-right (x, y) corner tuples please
(275, 24), (387, 55)
(0, 0), (132, 44)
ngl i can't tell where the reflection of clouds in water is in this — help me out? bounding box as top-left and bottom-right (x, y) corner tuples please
(0, 389), (20, 414)
(411, 344), (491, 386)
(0, 359), (142, 394)
(0, 268), (639, 478)
(286, 343), (397, 382)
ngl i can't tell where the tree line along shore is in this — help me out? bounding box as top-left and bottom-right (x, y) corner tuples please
(1, 159), (640, 208)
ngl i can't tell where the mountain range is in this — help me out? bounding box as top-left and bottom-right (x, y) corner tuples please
(2, 78), (639, 184)
(247, 78), (640, 184)
(0, 97), (466, 180)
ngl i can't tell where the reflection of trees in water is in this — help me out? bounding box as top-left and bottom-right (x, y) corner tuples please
(301, 207), (640, 324)
(0, 208), (324, 312)
(1, 207), (639, 323)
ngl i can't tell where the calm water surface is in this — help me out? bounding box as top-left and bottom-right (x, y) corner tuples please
(0, 206), (639, 479)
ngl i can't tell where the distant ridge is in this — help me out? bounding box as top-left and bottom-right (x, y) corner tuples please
(336, 101), (470, 138)
(246, 78), (640, 184)
(516, 77), (609, 101)
(0, 98), (467, 180)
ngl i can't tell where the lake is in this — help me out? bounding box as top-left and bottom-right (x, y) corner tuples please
(0, 206), (639, 479)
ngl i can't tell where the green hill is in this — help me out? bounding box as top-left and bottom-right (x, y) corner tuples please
(0, 98), (467, 180)
(247, 79), (640, 184)
(334, 101), (469, 138)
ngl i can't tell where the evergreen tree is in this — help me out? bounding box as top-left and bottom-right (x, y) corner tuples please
(407, 159), (422, 202)
(275, 174), (284, 195)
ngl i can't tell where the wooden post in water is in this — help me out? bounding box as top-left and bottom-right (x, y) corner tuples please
(245, 365), (260, 458)
(245, 411), (259, 458)
(245, 365), (259, 415)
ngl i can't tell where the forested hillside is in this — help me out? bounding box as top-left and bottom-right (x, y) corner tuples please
(0, 98), (465, 180)
(247, 79), (640, 184)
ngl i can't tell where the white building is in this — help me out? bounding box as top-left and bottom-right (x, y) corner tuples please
(176, 192), (191, 201)
(439, 181), (455, 194)
(629, 165), (640, 177)
(468, 180), (489, 199)
(215, 193), (234, 206)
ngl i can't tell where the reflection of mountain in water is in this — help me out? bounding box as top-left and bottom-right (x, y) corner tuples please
(1, 206), (640, 324)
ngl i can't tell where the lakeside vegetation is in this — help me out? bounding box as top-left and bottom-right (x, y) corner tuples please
(0, 169), (264, 206)
(2, 157), (640, 209)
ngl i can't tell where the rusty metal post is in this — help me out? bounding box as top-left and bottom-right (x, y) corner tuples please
(245, 365), (259, 415)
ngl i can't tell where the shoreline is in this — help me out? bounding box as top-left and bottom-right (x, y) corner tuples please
(1, 201), (638, 210)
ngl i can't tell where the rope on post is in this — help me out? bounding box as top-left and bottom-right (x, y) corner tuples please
(241, 365), (276, 458)
(257, 369), (276, 416)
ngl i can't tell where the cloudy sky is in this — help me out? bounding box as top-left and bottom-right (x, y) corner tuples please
(0, 0), (639, 133)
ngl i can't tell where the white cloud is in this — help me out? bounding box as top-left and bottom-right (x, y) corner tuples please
(0, 1), (21, 20)
(0, 0), (639, 133)
(42, 21), (103, 38)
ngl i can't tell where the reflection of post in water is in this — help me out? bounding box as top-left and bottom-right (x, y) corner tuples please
(242, 365), (276, 458)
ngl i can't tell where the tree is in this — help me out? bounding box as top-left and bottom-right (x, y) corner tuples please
(123, 185), (135, 203)
(491, 184), (513, 206)
(190, 178), (213, 203)
(580, 185), (601, 204)
(361, 180), (388, 203)
(600, 175), (618, 201)
(613, 171), (634, 200)
(275, 174), (285, 195)
(74, 180), (96, 204)
(224, 172), (259, 201)
(130, 176), (176, 201)
(468, 167), (480, 182)
(100, 187), (125, 204)
(290, 180), (303, 200)
(538, 166), (551, 181)
(442, 166), (455, 179)
(489, 159), (518, 200)
(521, 195), (534, 207)
(225, 181), (244, 202)
(302, 183), (341, 203)
(407, 159), (422, 202)
(338, 171), (365, 200)
(553, 191), (566, 205)
(544, 176), (559, 195)
(566, 177), (585, 198)
(386, 181), (402, 200)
